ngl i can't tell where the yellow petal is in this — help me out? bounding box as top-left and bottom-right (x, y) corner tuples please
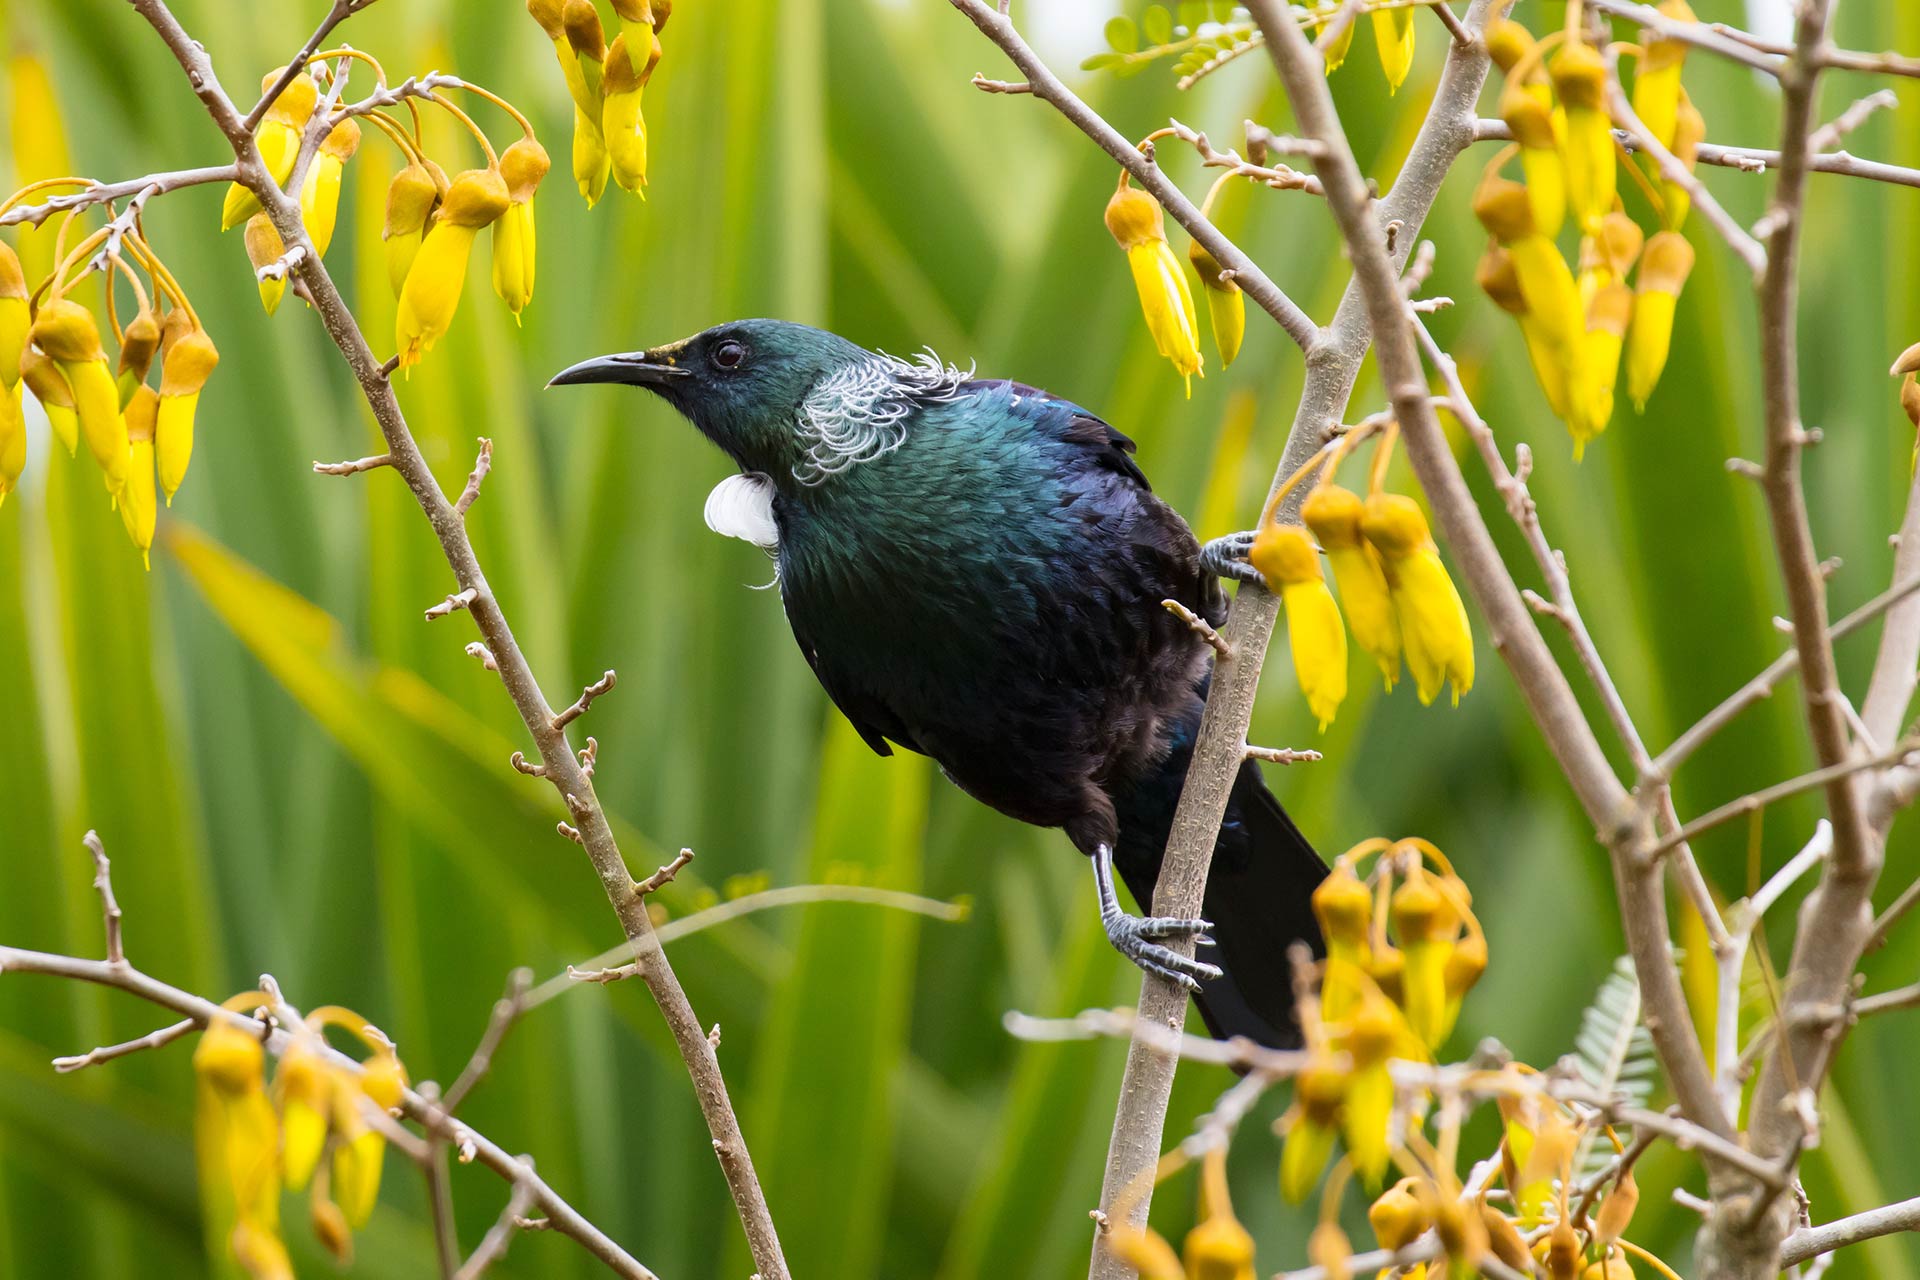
(0, 383), (24, 506)
(491, 201), (537, 319)
(61, 358), (129, 494)
(1281, 578), (1348, 731)
(298, 154), (345, 258)
(573, 105), (612, 207)
(1371, 6), (1415, 92)
(396, 223), (480, 369)
(1125, 240), (1203, 387)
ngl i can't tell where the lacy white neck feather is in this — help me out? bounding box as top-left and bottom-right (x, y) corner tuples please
(791, 348), (973, 486)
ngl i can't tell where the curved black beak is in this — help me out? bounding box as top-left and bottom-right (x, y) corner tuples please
(547, 351), (693, 389)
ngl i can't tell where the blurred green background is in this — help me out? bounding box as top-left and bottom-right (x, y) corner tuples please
(2, 0), (1918, 1276)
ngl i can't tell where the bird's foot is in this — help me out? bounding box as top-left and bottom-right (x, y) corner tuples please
(1200, 531), (1264, 586)
(1103, 909), (1222, 991)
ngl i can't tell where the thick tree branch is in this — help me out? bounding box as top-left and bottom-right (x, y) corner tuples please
(1780, 1195), (1920, 1267)
(121, 2), (788, 1274)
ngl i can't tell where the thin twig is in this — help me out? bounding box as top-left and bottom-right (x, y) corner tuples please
(1163, 598), (1232, 658)
(1781, 1195), (1920, 1267)
(552, 671), (617, 732)
(0, 166), (236, 229)
(426, 588), (479, 621)
(454, 1176), (538, 1280)
(314, 453), (393, 475)
(454, 438), (493, 518)
(442, 968), (533, 1114)
(51, 1018), (195, 1073)
(1648, 744), (1919, 862)
(635, 849), (695, 897)
(82, 831), (125, 966)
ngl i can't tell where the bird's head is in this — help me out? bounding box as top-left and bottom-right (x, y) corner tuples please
(549, 319), (878, 480)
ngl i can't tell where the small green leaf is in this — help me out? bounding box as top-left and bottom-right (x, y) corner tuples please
(1104, 14), (1140, 52)
(1114, 58), (1151, 78)
(1178, 2), (1206, 30)
(1142, 4), (1173, 45)
(1080, 51), (1124, 70)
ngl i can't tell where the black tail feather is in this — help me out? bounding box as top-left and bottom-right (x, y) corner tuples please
(1114, 759), (1328, 1049)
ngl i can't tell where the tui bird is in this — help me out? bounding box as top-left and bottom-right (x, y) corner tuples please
(552, 320), (1327, 1047)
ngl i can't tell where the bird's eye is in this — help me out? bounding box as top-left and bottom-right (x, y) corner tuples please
(713, 340), (746, 370)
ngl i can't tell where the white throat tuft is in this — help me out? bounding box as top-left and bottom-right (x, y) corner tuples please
(704, 472), (780, 548)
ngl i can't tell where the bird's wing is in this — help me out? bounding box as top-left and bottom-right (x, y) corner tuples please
(782, 598), (921, 758)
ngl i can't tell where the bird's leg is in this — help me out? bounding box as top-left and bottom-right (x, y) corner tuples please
(1093, 843), (1222, 991)
(1199, 531), (1264, 586)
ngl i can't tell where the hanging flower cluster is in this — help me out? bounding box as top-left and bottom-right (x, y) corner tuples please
(0, 197), (219, 560)
(194, 996), (409, 1279)
(1280, 837), (1485, 1199)
(526, 0), (670, 207)
(222, 55), (551, 363)
(1477, 8), (1702, 457)
(1247, 422), (1473, 730)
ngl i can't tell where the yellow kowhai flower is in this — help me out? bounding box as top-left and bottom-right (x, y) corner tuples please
(396, 167), (511, 370)
(1631, 0), (1695, 152)
(609, 0), (662, 59)
(1541, 1217), (1582, 1280)
(1484, 18), (1537, 80)
(1571, 281), (1631, 455)
(1187, 238), (1244, 369)
(1625, 229), (1694, 411)
(1482, 1201), (1533, 1275)
(1372, 5), (1415, 93)
(223, 70), (319, 231)
(1361, 494), (1472, 707)
(1665, 90), (1706, 230)
(1184, 1146), (1256, 1280)
(244, 213), (289, 315)
(1549, 40), (1615, 233)
(194, 999), (287, 1278)
(1279, 1054), (1348, 1203)
(1311, 860), (1373, 1023)
(0, 381), (23, 508)
(603, 31), (659, 196)
(1105, 177), (1204, 393)
(382, 158), (442, 299)
(1303, 484), (1400, 689)
(1498, 81), (1565, 240)
(30, 299), (127, 496)
(1577, 211), (1644, 310)
(120, 385), (159, 567)
(299, 117), (362, 259)
(118, 305), (161, 386)
(1250, 522), (1347, 730)
(20, 346), (79, 455)
(1477, 245), (1569, 419)
(492, 135), (550, 320)
(1582, 1254), (1637, 1280)
(333, 1046), (407, 1228)
(530, 0), (595, 116)
(1320, 11), (1356, 74)
(1389, 865), (1454, 1049)
(0, 241), (27, 390)
(1333, 974), (1406, 1185)
(273, 1038), (334, 1191)
(156, 315), (219, 505)
(564, 0), (613, 206)
(1474, 176), (1584, 425)
(1594, 1170), (1641, 1248)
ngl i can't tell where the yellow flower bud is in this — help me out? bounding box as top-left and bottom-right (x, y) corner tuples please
(32, 300), (128, 495)
(1304, 485), (1400, 689)
(602, 33), (656, 195)
(1478, 246), (1570, 419)
(1582, 1255), (1636, 1280)
(1279, 1058), (1347, 1203)
(1321, 15), (1356, 74)
(1594, 1170), (1640, 1247)
(1106, 182), (1204, 393)
(245, 213), (289, 315)
(156, 325), (218, 504)
(1579, 212), (1645, 301)
(396, 169), (511, 369)
(1570, 281), (1631, 456)
(1550, 41), (1616, 233)
(1188, 239), (1244, 369)
(1665, 90), (1706, 229)
(223, 70), (319, 230)
(609, 0), (658, 64)
(299, 117), (361, 258)
(117, 306), (162, 383)
(120, 386), (159, 567)
(574, 105), (613, 207)
(1313, 864), (1373, 1021)
(1391, 868), (1454, 1048)
(564, 0), (609, 96)
(1368, 1177), (1433, 1251)
(0, 383), (24, 508)
(1481, 1202), (1531, 1274)
(1500, 84), (1566, 239)
(1339, 992), (1402, 1184)
(20, 347), (79, 455)
(1626, 230), (1694, 411)
(0, 242), (28, 389)
(492, 136), (550, 319)
(1251, 523), (1347, 730)
(311, 1194), (354, 1265)
(194, 1010), (283, 1237)
(1484, 19), (1536, 78)
(1361, 495), (1472, 706)
(1475, 176), (1586, 414)
(274, 1041), (333, 1191)
(383, 159), (442, 298)
(1184, 1147), (1256, 1280)
(1631, 0), (1695, 151)
(1372, 6), (1415, 93)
